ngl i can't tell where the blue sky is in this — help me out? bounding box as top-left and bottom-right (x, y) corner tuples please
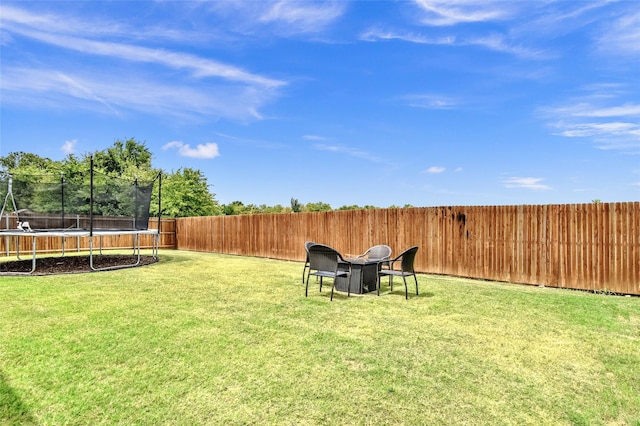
(1, 1), (639, 208)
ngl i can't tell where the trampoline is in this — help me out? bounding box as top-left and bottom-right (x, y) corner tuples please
(0, 157), (162, 275)
(0, 229), (159, 274)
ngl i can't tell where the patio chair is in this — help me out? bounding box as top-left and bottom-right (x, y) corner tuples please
(357, 244), (392, 296)
(305, 244), (352, 301)
(378, 246), (419, 299)
(302, 241), (315, 283)
(356, 244), (392, 262)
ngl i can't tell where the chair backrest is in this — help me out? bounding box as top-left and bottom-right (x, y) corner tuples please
(365, 244), (392, 261)
(397, 246), (419, 272)
(308, 244), (343, 272)
(304, 241), (315, 261)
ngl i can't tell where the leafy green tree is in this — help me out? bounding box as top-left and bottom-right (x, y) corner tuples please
(261, 204), (287, 214)
(337, 205), (361, 211)
(92, 138), (154, 179)
(161, 168), (221, 217)
(222, 201), (244, 215)
(305, 201), (332, 212)
(0, 151), (54, 175)
(290, 197), (302, 213)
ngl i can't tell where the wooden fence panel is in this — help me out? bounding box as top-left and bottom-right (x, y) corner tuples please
(174, 203), (640, 295)
(5, 203), (638, 295)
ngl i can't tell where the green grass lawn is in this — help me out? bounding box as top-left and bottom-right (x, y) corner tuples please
(1, 250), (639, 425)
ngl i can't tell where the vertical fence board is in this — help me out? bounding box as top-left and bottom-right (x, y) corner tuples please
(170, 203), (639, 294)
(5, 203), (638, 295)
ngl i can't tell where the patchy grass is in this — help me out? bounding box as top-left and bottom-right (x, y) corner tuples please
(1, 250), (639, 425)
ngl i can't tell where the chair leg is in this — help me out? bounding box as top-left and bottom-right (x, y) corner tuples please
(319, 276), (323, 292)
(305, 271), (311, 297)
(402, 276), (408, 300)
(413, 274), (419, 296)
(330, 281), (335, 301)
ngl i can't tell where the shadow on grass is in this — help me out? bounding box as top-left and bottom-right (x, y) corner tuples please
(384, 290), (436, 299)
(0, 371), (36, 425)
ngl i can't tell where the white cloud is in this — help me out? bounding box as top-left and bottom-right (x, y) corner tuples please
(412, 0), (514, 26)
(502, 177), (551, 191)
(313, 143), (382, 163)
(402, 93), (459, 110)
(61, 139), (77, 154)
(259, 1), (345, 34)
(553, 103), (640, 118)
(163, 141), (220, 159)
(360, 28), (455, 45)
(303, 135), (328, 141)
(426, 166), (446, 174)
(596, 11), (640, 56)
(0, 5), (285, 121)
(467, 34), (548, 60)
(1, 67), (271, 121)
(360, 28), (545, 59)
(542, 99), (640, 153)
(5, 25), (284, 89)
(207, 0), (345, 37)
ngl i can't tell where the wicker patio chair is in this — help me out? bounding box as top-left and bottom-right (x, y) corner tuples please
(305, 243), (352, 301)
(302, 241), (316, 283)
(378, 246), (419, 299)
(356, 244), (392, 262)
(357, 244), (392, 295)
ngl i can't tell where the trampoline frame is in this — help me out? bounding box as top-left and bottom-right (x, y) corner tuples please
(0, 229), (159, 275)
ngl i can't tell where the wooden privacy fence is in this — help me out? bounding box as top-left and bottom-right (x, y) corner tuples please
(0, 218), (176, 255)
(175, 202), (640, 295)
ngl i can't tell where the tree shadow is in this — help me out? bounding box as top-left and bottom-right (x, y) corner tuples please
(0, 370), (36, 425)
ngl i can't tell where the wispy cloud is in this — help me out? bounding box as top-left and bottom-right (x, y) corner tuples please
(541, 92), (640, 153)
(303, 135), (329, 141)
(502, 177), (552, 191)
(0, 5), (285, 120)
(596, 10), (640, 56)
(163, 141), (220, 159)
(412, 0), (514, 26)
(402, 93), (459, 110)
(313, 143), (382, 163)
(360, 28), (455, 45)
(361, 28), (546, 59)
(206, 0), (345, 37)
(4, 25), (284, 89)
(258, 1), (346, 34)
(1, 67), (269, 120)
(467, 34), (548, 59)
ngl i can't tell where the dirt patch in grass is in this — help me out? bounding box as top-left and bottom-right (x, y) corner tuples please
(0, 255), (158, 275)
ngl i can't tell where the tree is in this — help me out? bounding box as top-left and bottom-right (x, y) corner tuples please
(161, 168), (221, 217)
(305, 201), (332, 212)
(222, 201), (240, 215)
(290, 197), (302, 213)
(91, 138), (156, 180)
(337, 205), (361, 211)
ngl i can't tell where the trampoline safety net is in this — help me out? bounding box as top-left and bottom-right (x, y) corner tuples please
(0, 171), (158, 231)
